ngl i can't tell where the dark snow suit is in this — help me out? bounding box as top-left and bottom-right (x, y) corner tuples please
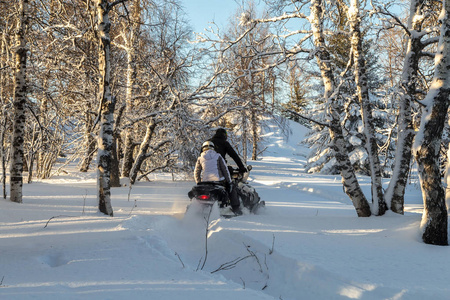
(208, 130), (247, 211)
(209, 130), (247, 173)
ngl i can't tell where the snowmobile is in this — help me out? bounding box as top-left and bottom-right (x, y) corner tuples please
(187, 165), (265, 217)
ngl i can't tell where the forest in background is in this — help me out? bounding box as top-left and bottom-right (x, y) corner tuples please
(1, 0), (450, 245)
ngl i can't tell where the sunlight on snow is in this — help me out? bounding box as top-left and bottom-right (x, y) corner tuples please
(339, 283), (376, 299)
(322, 229), (385, 236)
(339, 286), (364, 299)
(0, 227), (126, 239)
(3, 279), (229, 289)
(207, 219), (223, 238)
(225, 227), (316, 234)
(389, 289), (409, 300)
(225, 227), (385, 236)
(269, 201), (350, 210)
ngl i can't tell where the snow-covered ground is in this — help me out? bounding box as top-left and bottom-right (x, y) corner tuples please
(1, 120), (448, 300)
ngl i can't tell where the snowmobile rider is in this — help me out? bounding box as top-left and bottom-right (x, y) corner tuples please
(209, 128), (248, 175)
(194, 141), (242, 215)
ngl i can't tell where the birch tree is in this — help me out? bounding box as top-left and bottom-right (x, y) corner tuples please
(10, 0), (29, 203)
(251, 0), (440, 218)
(385, 0), (436, 214)
(236, 0), (372, 216)
(200, 1), (279, 162)
(373, 0), (441, 214)
(0, 114), (7, 199)
(384, 0), (426, 214)
(310, 0), (372, 217)
(120, 0), (142, 178)
(129, 119), (156, 184)
(26, 0), (99, 178)
(349, 0), (386, 215)
(95, 0), (127, 216)
(114, 0), (192, 182)
(0, 3), (13, 199)
(413, 0), (450, 246)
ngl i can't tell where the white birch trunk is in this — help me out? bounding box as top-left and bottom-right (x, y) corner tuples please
(445, 145), (450, 212)
(385, 0), (425, 214)
(121, 0), (141, 177)
(1, 32), (7, 199)
(111, 105), (125, 188)
(129, 120), (156, 185)
(10, 0), (29, 203)
(310, 0), (371, 217)
(251, 84), (258, 161)
(242, 113), (248, 164)
(80, 110), (96, 172)
(412, 0), (450, 245)
(36, 96), (47, 178)
(96, 0), (115, 216)
(251, 106), (258, 160)
(349, 0), (386, 215)
(1, 113), (7, 199)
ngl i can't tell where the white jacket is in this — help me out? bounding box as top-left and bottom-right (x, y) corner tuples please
(194, 150), (231, 184)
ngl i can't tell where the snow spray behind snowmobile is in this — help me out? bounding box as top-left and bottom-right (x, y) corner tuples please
(187, 165), (265, 216)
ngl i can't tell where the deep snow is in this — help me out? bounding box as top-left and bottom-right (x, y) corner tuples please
(1, 120), (449, 300)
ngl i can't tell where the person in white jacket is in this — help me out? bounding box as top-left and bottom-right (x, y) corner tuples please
(194, 141), (242, 215)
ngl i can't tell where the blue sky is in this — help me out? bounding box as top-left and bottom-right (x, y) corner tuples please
(182, 0), (240, 32)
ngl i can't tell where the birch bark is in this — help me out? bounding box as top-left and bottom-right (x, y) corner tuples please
(96, 0), (116, 216)
(385, 0), (425, 214)
(129, 119), (156, 185)
(80, 109), (96, 172)
(121, 0), (141, 178)
(1, 31), (8, 199)
(1, 108), (7, 199)
(310, 0), (371, 217)
(413, 0), (450, 245)
(349, 0), (386, 215)
(10, 0), (29, 203)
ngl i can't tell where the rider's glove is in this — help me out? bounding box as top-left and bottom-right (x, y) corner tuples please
(239, 166), (247, 174)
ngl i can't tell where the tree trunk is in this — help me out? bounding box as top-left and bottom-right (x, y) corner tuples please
(251, 82), (258, 161)
(80, 110), (96, 172)
(271, 74), (276, 113)
(385, 0), (425, 214)
(349, 0), (386, 215)
(121, 0), (141, 178)
(251, 100), (258, 161)
(10, 0), (29, 203)
(1, 115), (7, 199)
(121, 134), (134, 177)
(110, 136), (121, 187)
(36, 81), (48, 179)
(242, 114), (248, 164)
(445, 148), (450, 213)
(1, 36), (8, 199)
(111, 105), (125, 187)
(96, 0), (116, 216)
(310, 0), (371, 217)
(129, 119), (156, 185)
(413, 0), (450, 246)
(80, 72), (96, 173)
(97, 95), (116, 216)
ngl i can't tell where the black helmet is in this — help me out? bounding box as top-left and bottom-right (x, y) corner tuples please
(201, 141), (215, 152)
(215, 128), (227, 139)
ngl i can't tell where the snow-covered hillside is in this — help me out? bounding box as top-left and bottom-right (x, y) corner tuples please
(0, 120), (447, 300)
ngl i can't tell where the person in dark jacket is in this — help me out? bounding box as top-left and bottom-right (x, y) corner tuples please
(209, 128), (247, 174)
(209, 128), (246, 215)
